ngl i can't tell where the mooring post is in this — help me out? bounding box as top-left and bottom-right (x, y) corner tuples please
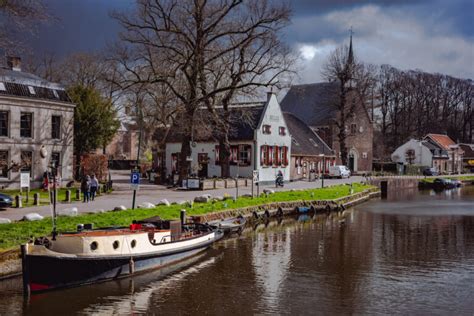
(180, 209), (186, 226)
(381, 180), (388, 199)
(21, 244), (30, 298)
(15, 195), (22, 208)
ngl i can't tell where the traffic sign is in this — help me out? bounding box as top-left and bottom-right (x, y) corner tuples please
(252, 170), (259, 183)
(131, 171), (140, 190)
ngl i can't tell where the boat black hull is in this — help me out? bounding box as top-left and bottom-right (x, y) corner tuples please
(23, 234), (222, 293)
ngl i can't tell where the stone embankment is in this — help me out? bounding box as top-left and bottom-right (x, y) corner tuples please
(0, 187), (380, 280)
(192, 187), (380, 223)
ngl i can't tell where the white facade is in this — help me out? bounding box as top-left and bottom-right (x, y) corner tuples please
(391, 139), (433, 166)
(163, 92), (291, 183)
(0, 95), (75, 189)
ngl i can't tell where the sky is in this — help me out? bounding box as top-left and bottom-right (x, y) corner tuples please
(28, 0), (474, 83)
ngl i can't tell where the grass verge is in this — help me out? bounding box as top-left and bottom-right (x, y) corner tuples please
(0, 183), (373, 251)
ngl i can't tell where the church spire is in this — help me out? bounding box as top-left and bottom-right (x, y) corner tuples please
(347, 27), (354, 66)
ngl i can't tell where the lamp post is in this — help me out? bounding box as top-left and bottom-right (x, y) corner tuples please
(319, 153), (325, 188)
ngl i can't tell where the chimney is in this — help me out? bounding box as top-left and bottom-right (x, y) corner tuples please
(267, 87), (275, 102)
(7, 56), (21, 71)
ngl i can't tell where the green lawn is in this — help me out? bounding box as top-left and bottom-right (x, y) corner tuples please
(419, 175), (474, 183)
(0, 183), (373, 251)
(0, 188), (78, 207)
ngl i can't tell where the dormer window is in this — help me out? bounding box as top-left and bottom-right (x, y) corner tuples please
(292, 137), (299, 146)
(53, 90), (59, 99)
(279, 126), (286, 136)
(263, 125), (271, 134)
(28, 86), (36, 95)
(0, 82), (5, 91)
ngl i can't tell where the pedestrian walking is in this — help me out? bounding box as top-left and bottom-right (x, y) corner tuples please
(90, 174), (99, 201)
(81, 175), (91, 203)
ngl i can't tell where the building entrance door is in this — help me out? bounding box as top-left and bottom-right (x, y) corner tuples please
(198, 153), (209, 178)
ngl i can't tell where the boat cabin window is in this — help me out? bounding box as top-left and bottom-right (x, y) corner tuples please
(131, 240), (137, 248)
(90, 241), (98, 251)
(113, 240), (120, 250)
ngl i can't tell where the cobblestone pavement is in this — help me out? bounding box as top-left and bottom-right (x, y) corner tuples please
(0, 170), (365, 221)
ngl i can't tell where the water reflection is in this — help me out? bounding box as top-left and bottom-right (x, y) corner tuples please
(0, 186), (473, 315)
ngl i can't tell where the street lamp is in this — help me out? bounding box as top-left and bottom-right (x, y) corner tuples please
(319, 153), (325, 188)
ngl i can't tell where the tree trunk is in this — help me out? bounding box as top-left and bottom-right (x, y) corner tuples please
(219, 110), (232, 178)
(75, 151), (82, 181)
(178, 134), (192, 184)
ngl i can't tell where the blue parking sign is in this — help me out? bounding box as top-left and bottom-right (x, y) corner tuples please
(131, 171), (140, 185)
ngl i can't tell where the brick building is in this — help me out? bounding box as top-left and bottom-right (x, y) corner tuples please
(280, 82), (373, 173)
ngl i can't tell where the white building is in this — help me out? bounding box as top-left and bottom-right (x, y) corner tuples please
(162, 92), (291, 183)
(391, 139), (433, 166)
(0, 57), (75, 189)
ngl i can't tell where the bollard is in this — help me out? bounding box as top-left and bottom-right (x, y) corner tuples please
(15, 195), (22, 208)
(180, 209), (186, 226)
(76, 188), (81, 201)
(65, 190), (71, 203)
(380, 180), (388, 199)
(103, 184), (108, 194)
(33, 193), (40, 206)
(96, 185), (101, 196)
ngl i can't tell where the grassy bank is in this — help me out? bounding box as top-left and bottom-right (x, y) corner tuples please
(0, 183), (373, 251)
(0, 188), (72, 207)
(419, 175), (474, 183)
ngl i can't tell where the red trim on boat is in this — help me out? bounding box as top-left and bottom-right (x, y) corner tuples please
(30, 283), (51, 291)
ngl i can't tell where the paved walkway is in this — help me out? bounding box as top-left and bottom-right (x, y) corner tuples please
(0, 170), (364, 221)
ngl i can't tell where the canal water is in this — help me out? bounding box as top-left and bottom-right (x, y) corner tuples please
(1, 186), (473, 315)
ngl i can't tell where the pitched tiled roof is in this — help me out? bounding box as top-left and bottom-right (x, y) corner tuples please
(280, 82), (338, 127)
(159, 105), (264, 143)
(459, 144), (474, 158)
(0, 67), (71, 103)
(283, 112), (333, 156)
(424, 134), (456, 151)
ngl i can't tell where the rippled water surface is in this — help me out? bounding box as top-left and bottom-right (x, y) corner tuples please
(1, 186), (474, 315)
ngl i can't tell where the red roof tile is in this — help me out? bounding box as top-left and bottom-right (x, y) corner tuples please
(425, 134), (456, 150)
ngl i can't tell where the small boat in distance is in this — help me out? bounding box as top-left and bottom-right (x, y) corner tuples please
(21, 218), (223, 294)
(208, 215), (246, 235)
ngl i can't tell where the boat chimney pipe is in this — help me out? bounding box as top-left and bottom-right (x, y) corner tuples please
(180, 209), (186, 227)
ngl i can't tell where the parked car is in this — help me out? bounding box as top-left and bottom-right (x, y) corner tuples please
(423, 167), (439, 176)
(328, 165), (351, 179)
(0, 193), (13, 208)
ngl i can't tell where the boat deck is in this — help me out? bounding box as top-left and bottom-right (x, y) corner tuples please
(61, 229), (170, 237)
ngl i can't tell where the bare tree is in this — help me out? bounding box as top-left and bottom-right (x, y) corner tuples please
(112, 0), (293, 181)
(0, 0), (51, 53)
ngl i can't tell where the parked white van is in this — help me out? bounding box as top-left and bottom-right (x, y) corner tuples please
(328, 165), (351, 178)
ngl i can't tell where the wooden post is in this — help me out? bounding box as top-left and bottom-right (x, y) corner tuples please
(21, 244), (30, 298)
(33, 193), (40, 206)
(15, 195), (22, 208)
(65, 190), (71, 203)
(76, 188), (81, 201)
(381, 180), (388, 199)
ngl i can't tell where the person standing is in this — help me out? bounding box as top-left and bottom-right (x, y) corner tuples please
(90, 174), (99, 201)
(81, 175), (91, 203)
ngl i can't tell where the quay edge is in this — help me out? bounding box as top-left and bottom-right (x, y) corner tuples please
(0, 187), (380, 280)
